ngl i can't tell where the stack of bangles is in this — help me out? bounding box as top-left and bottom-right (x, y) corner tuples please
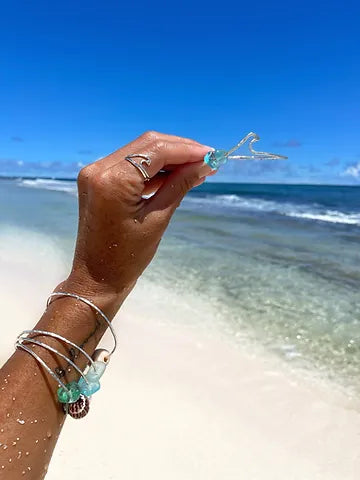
(15, 292), (117, 420)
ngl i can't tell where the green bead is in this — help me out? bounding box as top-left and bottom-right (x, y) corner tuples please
(57, 381), (81, 404)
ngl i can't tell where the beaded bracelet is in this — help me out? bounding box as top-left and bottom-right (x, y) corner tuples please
(15, 292), (117, 419)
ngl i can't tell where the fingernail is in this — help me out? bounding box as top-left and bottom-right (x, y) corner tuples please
(193, 145), (214, 153)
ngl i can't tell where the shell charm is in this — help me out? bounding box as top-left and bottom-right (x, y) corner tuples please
(92, 348), (110, 364)
(65, 348), (110, 419)
(68, 394), (90, 420)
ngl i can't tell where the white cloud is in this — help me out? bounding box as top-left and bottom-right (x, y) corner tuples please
(343, 162), (360, 179)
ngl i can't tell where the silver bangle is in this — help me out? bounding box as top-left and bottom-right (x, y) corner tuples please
(18, 329), (97, 369)
(15, 293), (115, 419)
(47, 292), (117, 357)
(17, 335), (90, 385)
(15, 341), (69, 391)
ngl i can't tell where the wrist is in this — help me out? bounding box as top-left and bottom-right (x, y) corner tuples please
(55, 271), (134, 320)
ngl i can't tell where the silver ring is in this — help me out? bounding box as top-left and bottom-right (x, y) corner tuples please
(125, 154), (151, 182)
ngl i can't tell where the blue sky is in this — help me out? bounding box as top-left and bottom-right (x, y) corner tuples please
(1, 0), (359, 183)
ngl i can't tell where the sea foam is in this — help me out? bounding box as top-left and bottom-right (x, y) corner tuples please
(185, 194), (360, 226)
(19, 178), (77, 195)
(18, 178), (360, 226)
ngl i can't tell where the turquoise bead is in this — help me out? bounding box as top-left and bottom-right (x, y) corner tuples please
(204, 149), (228, 170)
(78, 377), (100, 397)
(57, 381), (81, 404)
(86, 361), (107, 382)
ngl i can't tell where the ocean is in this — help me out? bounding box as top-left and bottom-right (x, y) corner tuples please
(1, 178), (359, 392)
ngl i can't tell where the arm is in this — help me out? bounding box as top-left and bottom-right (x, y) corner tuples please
(0, 131), (212, 479)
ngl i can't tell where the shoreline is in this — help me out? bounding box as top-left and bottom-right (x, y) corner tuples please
(1, 230), (360, 479)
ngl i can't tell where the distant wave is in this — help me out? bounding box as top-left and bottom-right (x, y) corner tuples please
(287, 211), (360, 225)
(186, 194), (360, 226)
(18, 178), (77, 195)
(18, 179), (360, 226)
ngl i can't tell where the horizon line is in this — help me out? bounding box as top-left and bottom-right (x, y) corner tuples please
(0, 174), (359, 188)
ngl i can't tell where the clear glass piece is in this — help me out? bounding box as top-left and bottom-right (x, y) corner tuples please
(204, 132), (287, 170)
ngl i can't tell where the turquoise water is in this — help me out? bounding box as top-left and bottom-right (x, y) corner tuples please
(1, 178), (360, 391)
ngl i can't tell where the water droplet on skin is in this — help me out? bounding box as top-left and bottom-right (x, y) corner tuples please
(44, 449), (47, 453)
(1, 465), (4, 469)
(0, 429), (3, 433)
(8, 458), (12, 463)
(27, 466), (31, 471)
(34, 372), (37, 376)
(34, 420), (38, 424)
(16, 438), (19, 441)
(12, 397), (16, 401)
(12, 441), (17, 446)
(6, 413), (10, 418)
(25, 452), (29, 456)
(17, 451), (22, 459)
(46, 431), (52, 438)
(3, 445), (7, 450)
(1, 387), (5, 391)
(17, 419), (25, 425)
(35, 440), (39, 444)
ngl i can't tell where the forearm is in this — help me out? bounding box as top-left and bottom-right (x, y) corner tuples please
(0, 132), (213, 479)
(0, 278), (123, 479)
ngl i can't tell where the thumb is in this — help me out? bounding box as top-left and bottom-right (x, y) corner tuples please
(144, 161), (212, 224)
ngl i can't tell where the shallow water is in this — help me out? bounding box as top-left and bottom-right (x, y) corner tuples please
(1, 178), (359, 391)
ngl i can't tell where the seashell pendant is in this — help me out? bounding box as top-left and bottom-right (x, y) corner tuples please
(92, 348), (110, 364)
(68, 394), (90, 420)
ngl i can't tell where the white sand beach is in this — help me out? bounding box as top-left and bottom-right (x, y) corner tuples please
(1, 227), (360, 479)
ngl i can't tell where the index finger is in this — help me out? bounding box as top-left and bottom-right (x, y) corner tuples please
(91, 131), (206, 172)
(144, 140), (211, 178)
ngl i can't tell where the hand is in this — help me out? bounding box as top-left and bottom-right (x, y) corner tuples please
(62, 131), (213, 307)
